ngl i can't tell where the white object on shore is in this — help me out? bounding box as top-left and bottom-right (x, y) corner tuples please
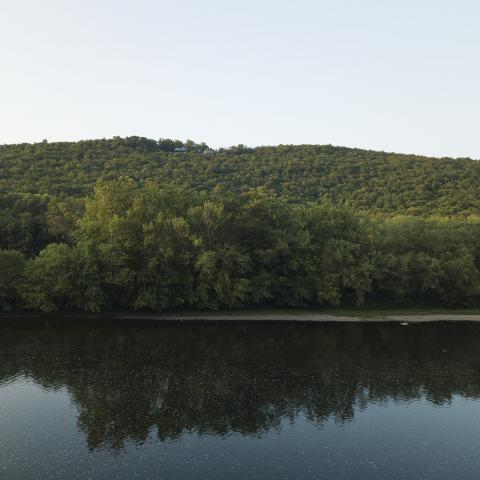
(400, 322), (409, 326)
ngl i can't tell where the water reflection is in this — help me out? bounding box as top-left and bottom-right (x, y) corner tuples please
(1, 321), (480, 452)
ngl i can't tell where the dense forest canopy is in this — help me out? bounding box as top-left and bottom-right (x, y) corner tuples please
(1, 137), (480, 312)
(1, 136), (480, 215)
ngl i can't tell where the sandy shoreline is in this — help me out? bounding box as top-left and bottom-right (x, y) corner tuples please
(109, 313), (480, 323)
(4, 311), (480, 322)
(89, 312), (480, 322)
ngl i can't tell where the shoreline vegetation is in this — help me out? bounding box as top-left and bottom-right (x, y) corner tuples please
(2, 178), (480, 313)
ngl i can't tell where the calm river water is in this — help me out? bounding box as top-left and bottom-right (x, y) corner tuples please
(1, 320), (480, 479)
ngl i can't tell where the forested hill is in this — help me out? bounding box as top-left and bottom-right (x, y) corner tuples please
(1, 136), (480, 215)
(3, 136), (480, 311)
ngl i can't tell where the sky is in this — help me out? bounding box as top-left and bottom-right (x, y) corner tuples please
(1, 0), (479, 158)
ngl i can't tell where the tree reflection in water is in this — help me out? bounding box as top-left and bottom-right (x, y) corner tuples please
(1, 320), (480, 452)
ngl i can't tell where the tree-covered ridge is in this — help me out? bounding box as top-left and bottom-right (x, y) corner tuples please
(1, 136), (480, 215)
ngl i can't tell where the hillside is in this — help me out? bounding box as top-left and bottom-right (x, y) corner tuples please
(1, 136), (480, 215)
(2, 137), (480, 311)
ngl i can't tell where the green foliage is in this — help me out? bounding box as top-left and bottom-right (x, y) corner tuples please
(373, 217), (480, 305)
(0, 192), (83, 255)
(5, 180), (479, 312)
(1, 137), (480, 215)
(21, 243), (105, 312)
(22, 244), (79, 312)
(2, 137), (480, 312)
(0, 249), (26, 311)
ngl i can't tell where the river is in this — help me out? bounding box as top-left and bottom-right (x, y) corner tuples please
(1, 320), (480, 479)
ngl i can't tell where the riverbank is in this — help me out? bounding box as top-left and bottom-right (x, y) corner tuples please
(107, 310), (480, 322)
(4, 309), (480, 322)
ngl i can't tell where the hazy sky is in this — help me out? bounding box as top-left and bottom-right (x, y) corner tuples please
(1, 0), (479, 158)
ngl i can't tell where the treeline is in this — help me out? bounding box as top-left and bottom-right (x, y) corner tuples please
(1, 136), (480, 215)
(1, 179), (480, 312)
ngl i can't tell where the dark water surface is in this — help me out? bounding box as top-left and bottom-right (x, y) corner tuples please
(1, 320), (480, 479)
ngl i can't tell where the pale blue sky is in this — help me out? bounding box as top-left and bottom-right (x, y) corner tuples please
(1, 0), (479, 158)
